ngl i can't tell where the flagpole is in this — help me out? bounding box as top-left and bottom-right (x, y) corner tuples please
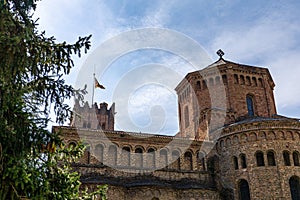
(92, 67), (106, 107)
(92, 66), (95, 106)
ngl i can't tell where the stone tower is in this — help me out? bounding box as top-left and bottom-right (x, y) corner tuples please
(175, 54), (276, 140)
(58, 51), (300, 200)
(176, 51), (300, 199)
(71, 100), (115, 130)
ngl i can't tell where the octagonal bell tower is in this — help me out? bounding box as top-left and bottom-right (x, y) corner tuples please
(175, 50), (276, 140)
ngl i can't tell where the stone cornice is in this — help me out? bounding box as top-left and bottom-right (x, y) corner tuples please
(218, 119), (300, 139)
(54, 126), (214, 146)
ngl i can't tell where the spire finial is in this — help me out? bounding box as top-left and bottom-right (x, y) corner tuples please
(217, 49), (224, 59)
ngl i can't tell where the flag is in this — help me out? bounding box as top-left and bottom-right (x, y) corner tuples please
(94, 78), (105, 89)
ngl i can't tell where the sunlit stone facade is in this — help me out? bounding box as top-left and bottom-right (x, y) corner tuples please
(57, 57), (300, 200)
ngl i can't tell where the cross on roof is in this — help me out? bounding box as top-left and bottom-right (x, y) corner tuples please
(217, 49), (224, 58)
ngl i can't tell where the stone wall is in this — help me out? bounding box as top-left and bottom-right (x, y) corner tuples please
(58, 57), (300, 200)
(215, 119), (300, 199)
(56, 126), (212, 172)
(55, 126), (222, 199)
(85, 185), (220, 200)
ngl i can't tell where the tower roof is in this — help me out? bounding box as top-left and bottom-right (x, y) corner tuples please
(175, 57), (275, 92)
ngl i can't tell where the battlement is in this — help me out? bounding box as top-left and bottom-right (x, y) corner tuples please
(71, 100), (115, 131)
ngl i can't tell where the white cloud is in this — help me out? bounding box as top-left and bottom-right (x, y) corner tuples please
(210, 8), (300, 118)
(36, 0), (300, 133)
(140, 1), (172, 27)
(211, 21), (299, 62)
(268, 52), (300, 108)
(127, 85), (175, 132)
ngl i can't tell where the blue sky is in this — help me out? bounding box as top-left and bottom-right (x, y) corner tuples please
(35, 0), (300, 135)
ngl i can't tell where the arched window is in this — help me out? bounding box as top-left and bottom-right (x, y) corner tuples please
(135, 147), (143, 168)
(209, 77), (214, 86)
(172, 150), (180, 170)
(202, 80), (207, 89)
(108, 145), (117, 166)
(258, 78), (263, 87)
(252, 77), (257, 86)
(122, 147), (131, 166)
(184, 152), (193, 170)
(160, 149), (168, 169)
(256, 151), (265, 166)
(246, 76), (251, 86)
(196, 81), (201, 89)
(87, 122), (91, 128)
(147, 148), (155, 168)
(234, 74), (239, 84)
(290, 176), (300, 200)
(240, 154), (247, 168)
(246, 95), (255, 116)
(95, 144), (104, 163)
(240, 75), (245, 85)
(293, 151), (300, 166)
(83, 144), (90, 164)
(197, 151), (206, 171)
(83, 121), (87, 128)
(267, 151), (276, 166)
(239, 179), (251, 200)
(215, 76), (221, 85)
(233, 156), (239, 170)
(222, 74), (227, 84)
(283, 151), (291, 166)
(184, 106), (189, 128)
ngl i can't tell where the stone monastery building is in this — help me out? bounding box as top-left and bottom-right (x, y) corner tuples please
(56, 52), (300, 200)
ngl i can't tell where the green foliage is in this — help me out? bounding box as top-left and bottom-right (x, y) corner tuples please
(0, 0), (107, 199)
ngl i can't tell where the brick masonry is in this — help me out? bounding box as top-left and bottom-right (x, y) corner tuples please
(58, 57), (300, 200)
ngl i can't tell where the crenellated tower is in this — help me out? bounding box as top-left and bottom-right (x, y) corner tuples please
(58, 50), (300, 200)
(71, 100), (115, 130)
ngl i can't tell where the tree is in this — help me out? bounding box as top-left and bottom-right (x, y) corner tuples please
(0, 0), (106, 199)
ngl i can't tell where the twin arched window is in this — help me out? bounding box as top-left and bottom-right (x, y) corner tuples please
(254, 150), (300, 167)
(232, 154), (247, 170)
(283, 151), (300, 166)
(256, 150), (276, 167)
